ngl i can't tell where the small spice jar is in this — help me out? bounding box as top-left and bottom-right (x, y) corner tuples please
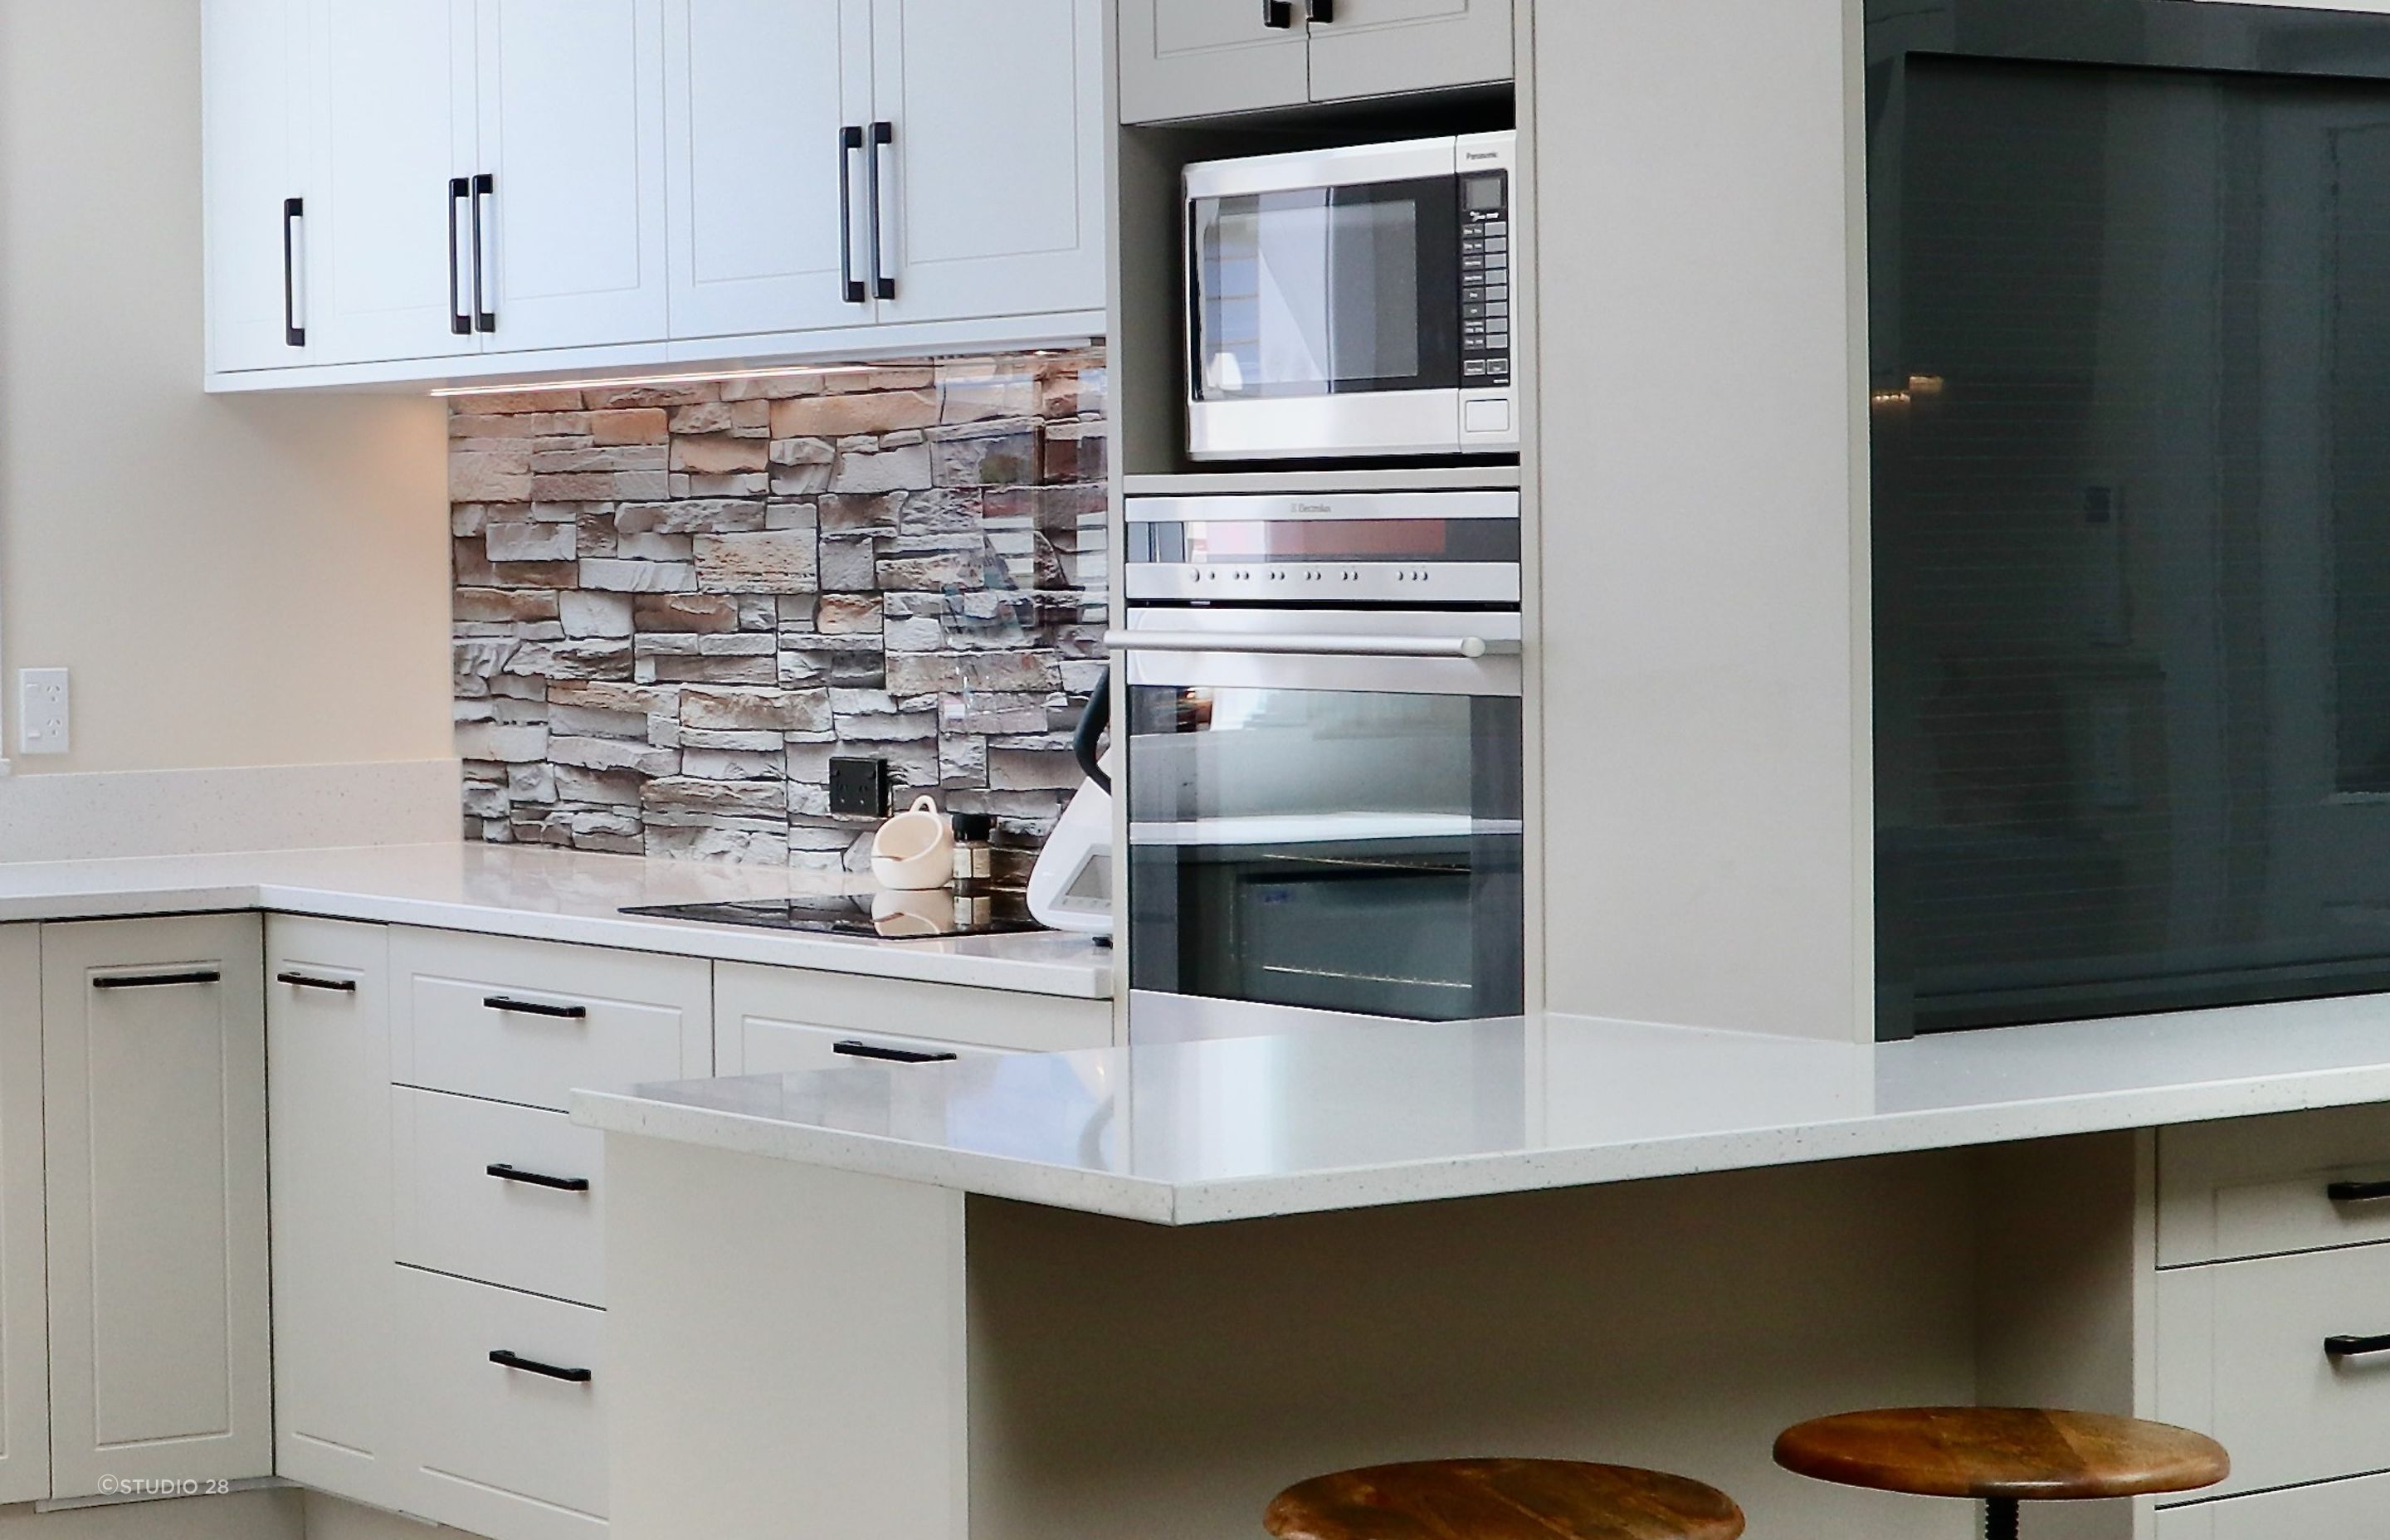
(949, 811), (995, 884)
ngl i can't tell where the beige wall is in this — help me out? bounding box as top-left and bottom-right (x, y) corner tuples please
(0, 0), (452, 778)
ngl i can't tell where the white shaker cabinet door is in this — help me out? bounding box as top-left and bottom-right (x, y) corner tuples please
(1116, 0), (1310, 124)
(203, 0), (315, 373)
(868, 0), (1106, 327)
(665, 0), (876, 341)
(266, 918), (404, 1513)
(0, 929), (48, 1507)
(309, 0), (482, 365)
(41, 915), (271, 1499)
(1305, 0), (1514, 104)
(476, 0), (671, 353)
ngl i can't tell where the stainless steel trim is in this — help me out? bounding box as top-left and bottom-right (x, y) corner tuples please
(1107, 630), (1510, 660)
(1128, 988), (1527, 1045)
(1118, 610), (1523, 697)
(1183, 135), (1475, 200)
(1125, 564), (1522, 606)
(1125, 491), (1519, 523)
(1189, 390), (1500, 461)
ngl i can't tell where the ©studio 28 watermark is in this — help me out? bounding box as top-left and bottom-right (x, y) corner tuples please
(97, 1475), (232, 1498)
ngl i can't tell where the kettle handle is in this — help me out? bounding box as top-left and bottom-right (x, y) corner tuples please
(1073, 668), (1112, 796)
(908, 794), (939, 816)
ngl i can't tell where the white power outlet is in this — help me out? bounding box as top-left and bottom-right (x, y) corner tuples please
(18, 670), (69, 756)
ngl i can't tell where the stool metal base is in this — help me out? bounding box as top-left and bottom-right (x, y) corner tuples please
(1986, 1497), (2018, 1540)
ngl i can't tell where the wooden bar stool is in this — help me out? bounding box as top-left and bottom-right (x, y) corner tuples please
(1266, 1458), (1744, 1540)
(1773, 1408), (2228, 1539)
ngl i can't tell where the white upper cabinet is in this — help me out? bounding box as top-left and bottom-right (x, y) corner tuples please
(869, 0), (1106, 327)
(308, 0), (480, 366)
(1118, 0), (1513, 122)
(1305, 0), (1514, 105)
(475, 0), (670, 353)
(1116, 0), (1310, 124)
(666, 0), (874, 341)
(203, 0), (315, 372)
(204, 0), (1105, 386)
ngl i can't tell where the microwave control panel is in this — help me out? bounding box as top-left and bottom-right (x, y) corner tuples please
(1461, 172), (1511, 388)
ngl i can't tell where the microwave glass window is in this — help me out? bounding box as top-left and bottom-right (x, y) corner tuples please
(1126, 684), (1526, 1022)
(1191, 177), (1461, 402)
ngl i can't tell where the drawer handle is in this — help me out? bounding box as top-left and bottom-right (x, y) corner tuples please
(276, 972), (358, 993)
(2326, 1333), (2390, 1360)
(486, 1163), (591, 1194)
(833, 1040), (959, 1065)
(92, 970), (221, 991)
(489, 1350), (592, 1385)
(2329, 1180), (2390, 1204)
(483, 996), (588, 1021)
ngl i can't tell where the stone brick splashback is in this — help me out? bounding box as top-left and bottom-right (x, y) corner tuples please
(451, 350), (1107, 874)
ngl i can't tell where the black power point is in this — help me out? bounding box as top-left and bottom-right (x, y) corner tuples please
(828, 757), (892, 818)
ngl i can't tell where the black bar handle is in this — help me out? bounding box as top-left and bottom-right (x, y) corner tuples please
(1072, 664), (1112, 794)
(487, 1163), (592, 1193)
(489, 1350), (592, 1385)
(868, 121), (895, 301)
(2329, 1180), (2390, 1204)
(839, 126), (866, 305)
(282, 197), (306, 347)
(471, 172), (496, 332)
(1262, 0), (1294, 26)
(2328, 1333), (2390, 1360)
(93, 971), (221, 991)
(833, 1040), (959, 1065)
(1306, 0), (1333, 20)
(276, 972), (358, 994)
(483, 996), (588, 1021)
(448, 177), (472, 336)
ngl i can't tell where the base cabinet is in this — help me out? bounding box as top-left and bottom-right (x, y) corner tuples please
(268, 917), (404, 1510)
(2155, 1471), (2390, 1538)
(41, 915), (272, 1499)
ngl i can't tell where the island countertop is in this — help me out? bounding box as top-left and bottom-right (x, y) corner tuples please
(574, 995), (2390, 1224)
(0, 841), (1114, 997)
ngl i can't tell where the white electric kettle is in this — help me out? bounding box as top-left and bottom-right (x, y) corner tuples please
(1027, 670), (1113, 938)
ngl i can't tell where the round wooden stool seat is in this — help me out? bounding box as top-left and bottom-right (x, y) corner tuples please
(1773, 1408), (2228, 1501)
(1265, 1458), (1745, 1540)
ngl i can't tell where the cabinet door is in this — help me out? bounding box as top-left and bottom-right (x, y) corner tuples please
(310, 0), (482, 365)
(203, 0), (314, 373)
(0, 930), (48, 1507)
(1306, 0), (1514, 104)
(1116, 0), (1309, 124)
(867, 0), (1106, 326)
(266, 919), (403, 1513)
(714, 961), (1113, 1076)
(476, 0), (670, 353)
(42, 915), (271, 1498)
(665, 0), (875, 341)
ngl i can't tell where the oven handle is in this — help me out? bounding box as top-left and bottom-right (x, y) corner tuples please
(1105, 631), (1514, 660)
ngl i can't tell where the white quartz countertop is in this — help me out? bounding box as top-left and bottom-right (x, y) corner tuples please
(0, 842), (1112, 997)
(576, 993), (2390, 1224)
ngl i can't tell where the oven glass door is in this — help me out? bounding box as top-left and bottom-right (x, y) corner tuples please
(1189, 176), (1461, 403)
(1126, 658), (1524, 1026)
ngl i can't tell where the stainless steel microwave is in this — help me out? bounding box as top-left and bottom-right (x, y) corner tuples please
(1184, 132), (1519, 462)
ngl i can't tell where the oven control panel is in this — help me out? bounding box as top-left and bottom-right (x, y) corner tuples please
(1461, 171), (1510, 389)
(1125, 491), (1522, 607)
(1126, 563), (1520, 606)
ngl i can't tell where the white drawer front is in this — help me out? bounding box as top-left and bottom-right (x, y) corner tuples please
(392, 929), (711, 1112)
(397, 1266), (606, 1540)
(2157, 1243), (2390, 1499)
(2154, 1469), (2390, 1538)
(2159, 1104), (2390, 1266)
(394, 1089), (605, 1308)
(713, 960), (1111, 1076)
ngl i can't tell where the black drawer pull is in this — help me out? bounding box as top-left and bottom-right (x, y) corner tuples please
(489, 1350), (592, 1385)
(2329, 1180), (2390, 1204)
(2327, 1333), (2390, 1360)
(486, 1163), (591, 1194)
(93, 971), (221, 991)
(483, 996), (588, 1021)
(276, 972), (358, 993)
(832, 1040), (959, 1065)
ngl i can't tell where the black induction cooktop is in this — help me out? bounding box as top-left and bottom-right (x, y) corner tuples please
(621, 889), (1049, 941)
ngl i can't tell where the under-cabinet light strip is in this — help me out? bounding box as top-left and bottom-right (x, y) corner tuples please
(427, 352), (1078, 399)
